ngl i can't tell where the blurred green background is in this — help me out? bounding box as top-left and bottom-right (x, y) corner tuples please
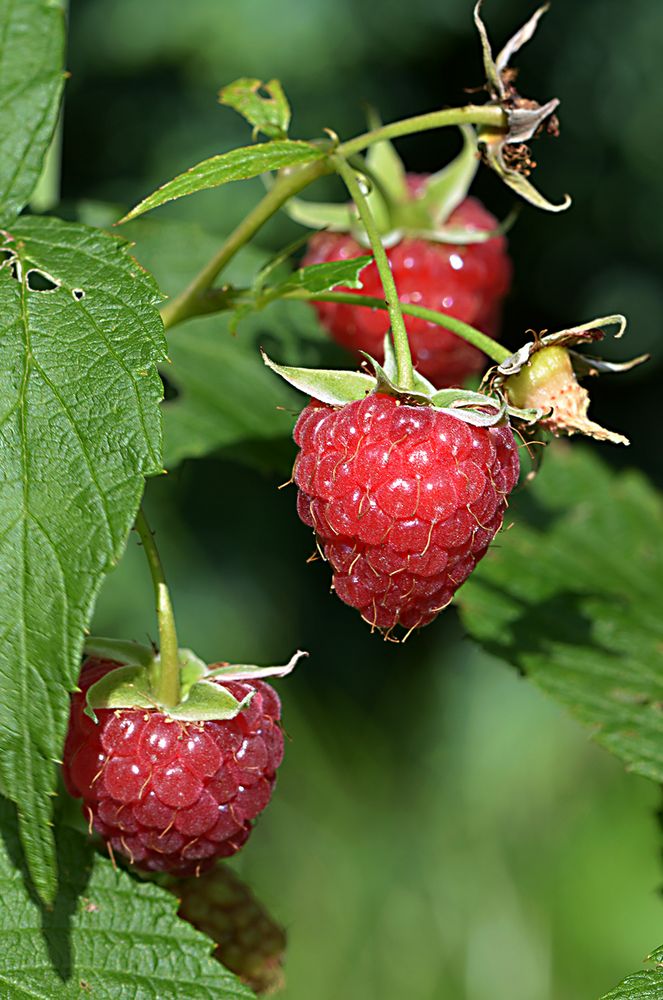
(63, 0), (663, 996)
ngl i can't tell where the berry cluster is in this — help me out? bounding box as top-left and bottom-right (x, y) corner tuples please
(63, 658), (284, 875)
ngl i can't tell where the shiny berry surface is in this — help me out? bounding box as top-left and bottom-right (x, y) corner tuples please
(302, 194), (512, 387)
(293, 394), (520, 632)
(63, 659), (284, 875)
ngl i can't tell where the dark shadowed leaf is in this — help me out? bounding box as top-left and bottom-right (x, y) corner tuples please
(458, 445), (663, 781)
(0, 0), (65, 223)
(0, 798), (254, 998)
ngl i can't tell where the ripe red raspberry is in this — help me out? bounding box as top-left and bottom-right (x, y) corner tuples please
(63, 658), (284, 876)
(302, 193), (512, 387)
(293, 393), (519, 632)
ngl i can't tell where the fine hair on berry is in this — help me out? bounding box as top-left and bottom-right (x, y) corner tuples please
(63, 658), (285, 876)
(293, 393), (520, 634)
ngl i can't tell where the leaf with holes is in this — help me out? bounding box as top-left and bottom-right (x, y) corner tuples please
(0, 0), (66, 223)
(0, 216), (165, 901)
(219, 77), (291, 139)
(0, 797), (254, 999)
(457, 445), (663, 781)
(120, 140), (326, 223)
(120, 217), (328, 471)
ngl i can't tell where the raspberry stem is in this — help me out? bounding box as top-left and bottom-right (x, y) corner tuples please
(134, 506), (180, 708)
(159, 105), (506, 331)
(332, 155), (415, 391)
(283, 290), (513, 365)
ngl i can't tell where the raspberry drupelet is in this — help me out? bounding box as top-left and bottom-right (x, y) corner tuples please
(63, 658), (284, 876)
(293, 393), (520, 633)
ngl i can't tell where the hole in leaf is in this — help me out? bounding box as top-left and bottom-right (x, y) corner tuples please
(26, 269), (59, 292)
(160, 371), (180, 402)
(72, 288), (85, 301)
(0, 249), (19, 281)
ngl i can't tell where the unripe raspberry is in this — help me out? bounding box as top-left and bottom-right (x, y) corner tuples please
(174, 863), (286, 995)
(63, 658), (285, 876)
(293, 393), (520, 632)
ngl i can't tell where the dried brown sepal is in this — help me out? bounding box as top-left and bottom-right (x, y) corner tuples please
(473, 1), (571, 211)
(492, 316), (647, 446)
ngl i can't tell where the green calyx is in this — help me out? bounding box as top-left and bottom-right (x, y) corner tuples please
(283, 126), (511, 247)
(82, 638), (306, 723)
(263, 335), (539, 429)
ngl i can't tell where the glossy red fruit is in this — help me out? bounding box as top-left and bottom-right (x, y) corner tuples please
(63, 658), (284, 876)
(293, 393), (519, 632)
(302, 193), (512, 387)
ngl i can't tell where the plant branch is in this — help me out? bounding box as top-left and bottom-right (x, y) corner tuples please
(159, 104), (507, 332)
(284, 290), (513, 365)
(160, 157), (329, 329)
(337, 104), (505, 159)
(332, 155), (415, 389)
(134, 506), (180, 708)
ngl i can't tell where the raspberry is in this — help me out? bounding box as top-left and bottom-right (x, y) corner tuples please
(174, 863), (286, 995)
(63, 658), (284, 876)
(302, 192), (512, 387)
(293, 393), (519, 632)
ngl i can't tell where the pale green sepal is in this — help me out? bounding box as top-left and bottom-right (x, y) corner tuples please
(360, 352), (433, 405)
(206, 649), (308, 682)
(435, 401), (507, 427)
(506, 402), (545, 424)
(418, 126), (479, 226)
(381, 334), (399, 383)
(365, 134), (409, 207)
(380, 335), (440, 393)
(424, 206), (519, 245)
(167, 681), (251, 722)
(178, 649), (208, 696)
(262, 351), (376, 405)
(218, 78), (291, 140)
(283, 196), (354, 232)
(83, 637), (154, 668)
(85, 666), (155, 722)
(431, 388), (499, 408)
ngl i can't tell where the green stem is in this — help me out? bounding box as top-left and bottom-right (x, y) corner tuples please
(337, 104), (505, 159)
(332, 155), (415, 390)
(286, 290), (512, 365)
(134, 506), (180, 708)
(159, 104), (507, 331)
(160, 158), (328, 329)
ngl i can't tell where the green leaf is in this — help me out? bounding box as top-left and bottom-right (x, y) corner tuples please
(0, 0), (65, 223)
(219, 77), (291, 139)
(262, 352), (375, 406)
(270, 256), (372, 296)
(119, 217), (331, 471)
(0, 216), (165, 900)
(458, 446), (663, 782)
(600, 945), (663, 999)
(120, 140), (326, 223)
(0, 798), (254, 999)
